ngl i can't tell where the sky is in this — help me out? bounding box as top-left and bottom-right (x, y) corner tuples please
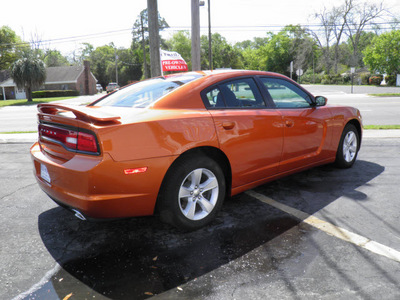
(2, 0), (400, 57)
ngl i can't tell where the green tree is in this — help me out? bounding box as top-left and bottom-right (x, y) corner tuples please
(116, 48), (142, 85)
(256, 31), (292, 75)
(165, 31), (192, 70)
(43, 49), (69, 67)
(132, 9), (169, 78)
(236, 36), (270, 71)
(241, 46), (264, 70)
(68, 43), (94, 65)
(283, 25), (316, 74)
(363, 30), (400, 75)
(200, 33), (243, 70)
(11, 54), (46, 102)
(346, 31), (376, 67)
(0, 26), (26, 70)
(235, 37), (269, 51)
(79, 43), (94, 62)
(88, 44), (115, 88)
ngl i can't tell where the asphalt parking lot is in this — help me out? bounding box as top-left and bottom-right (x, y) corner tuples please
(1, 136), (400, 300)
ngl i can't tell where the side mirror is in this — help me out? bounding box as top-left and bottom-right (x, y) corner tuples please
(314, 96), (327, 106)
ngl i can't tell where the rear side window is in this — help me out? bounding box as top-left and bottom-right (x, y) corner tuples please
(204, 78), (265, 108)
(93, 74), (203, 108)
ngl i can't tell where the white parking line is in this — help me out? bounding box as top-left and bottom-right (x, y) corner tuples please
(246, 190), (400, 263)
(11, 263), (61, 300)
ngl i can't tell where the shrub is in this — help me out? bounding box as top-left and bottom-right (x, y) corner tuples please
(32, 90), (80, 98)
(360, 73), (370, 85)
(321, 74), (332, 84)
(333, 74), (344, 84)
(385, 75), (396, 86)
(300, 71), (322, 84)
(369, 75), (383, 86)
(342, 74), (351, 84)
(321, 74), (346, 85)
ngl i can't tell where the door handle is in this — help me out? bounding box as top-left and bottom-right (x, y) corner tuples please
(222, 121), (235, 130)
(285, 120), (294, 128)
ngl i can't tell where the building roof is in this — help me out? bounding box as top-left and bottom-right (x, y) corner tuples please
(0, 78), (15, 87)
(45, 66), (85, 84)
(0, 70), (10, 84)
(0, 64), (96, 87)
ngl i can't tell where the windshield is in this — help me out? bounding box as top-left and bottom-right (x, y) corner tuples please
(93, 74), (203, 108)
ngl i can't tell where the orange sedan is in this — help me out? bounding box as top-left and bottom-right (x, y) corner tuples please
(30, 70), (362, 230)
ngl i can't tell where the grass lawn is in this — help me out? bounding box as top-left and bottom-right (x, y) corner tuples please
(0, 97), (76, 108)
(0, 131), (38, 134)
(369, 93), (400, 97)
(364, 125), (400, 130)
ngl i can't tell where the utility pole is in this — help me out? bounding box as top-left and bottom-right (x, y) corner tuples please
(140, 14), (148, 79)
(147, 0), (161, 77)
(208, 0), (212, 70)
(191, 0), (201, 71)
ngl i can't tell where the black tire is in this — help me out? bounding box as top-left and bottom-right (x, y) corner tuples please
(335, 124), (360, 169)
(158, 156), (226, 231)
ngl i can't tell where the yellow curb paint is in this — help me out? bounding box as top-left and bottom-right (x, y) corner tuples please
(246, 190), (400, 263)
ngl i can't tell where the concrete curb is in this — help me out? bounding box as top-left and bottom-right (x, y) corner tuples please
(362, 129), (400, 139)
(0, 133), (37, 144)
(0, 130), (399, 144)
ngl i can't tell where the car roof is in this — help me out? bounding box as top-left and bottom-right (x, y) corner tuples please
(152, 69), (290, 110)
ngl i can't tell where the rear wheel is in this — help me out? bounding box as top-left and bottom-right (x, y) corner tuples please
(158, 156), (226, 231)
(335, 124), (359, 168)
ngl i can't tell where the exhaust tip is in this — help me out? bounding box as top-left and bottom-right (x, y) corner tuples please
(71, 209), (87, 221)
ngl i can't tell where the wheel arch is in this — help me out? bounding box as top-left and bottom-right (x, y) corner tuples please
(155, 146), (232, 213)
(346, 118), (362, 149)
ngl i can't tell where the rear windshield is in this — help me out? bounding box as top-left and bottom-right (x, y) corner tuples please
(92, 74), (203, 108)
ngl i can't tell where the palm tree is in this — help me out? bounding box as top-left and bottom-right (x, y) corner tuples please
(11, 55), (46, 102)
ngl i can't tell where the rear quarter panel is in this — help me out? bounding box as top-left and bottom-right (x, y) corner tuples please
(97, 110), (219, 162)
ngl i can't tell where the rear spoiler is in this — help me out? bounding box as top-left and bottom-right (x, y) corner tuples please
(37, 103), (121, 124)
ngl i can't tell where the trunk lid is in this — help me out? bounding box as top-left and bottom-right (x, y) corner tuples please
(37, 103), (121, 161)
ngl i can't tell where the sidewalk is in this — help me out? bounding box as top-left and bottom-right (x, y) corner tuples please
(1, 130), (399, 144)
(0, 133), (37, 144)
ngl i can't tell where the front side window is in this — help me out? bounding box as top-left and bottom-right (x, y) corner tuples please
(204, 78), (265, 108)
(260, 77), (312, 108)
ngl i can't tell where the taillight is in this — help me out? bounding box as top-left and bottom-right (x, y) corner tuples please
(77, 132), (98, 153)
(39, 124), (99, 154)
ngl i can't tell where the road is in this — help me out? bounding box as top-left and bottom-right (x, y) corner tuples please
(305, 85), (400, 125)
(1, 87), (400, 133)
(0, 94), (102, 132)
(1, 138), (400, 299)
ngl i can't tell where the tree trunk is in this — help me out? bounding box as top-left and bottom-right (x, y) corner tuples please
(26, 85), (32, 102)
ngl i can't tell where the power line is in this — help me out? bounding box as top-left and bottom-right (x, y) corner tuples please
(1, 20), (399, 49)
(0, 28), (133, 48)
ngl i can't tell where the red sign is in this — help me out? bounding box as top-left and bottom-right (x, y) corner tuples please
(160, 50), (188, 72)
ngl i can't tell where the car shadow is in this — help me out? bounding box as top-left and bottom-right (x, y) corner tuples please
(36, 159), (384, 299)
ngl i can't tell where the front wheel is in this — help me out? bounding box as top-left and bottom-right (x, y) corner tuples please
(158, 156), (226, 231)
(335, 124), (360, 168)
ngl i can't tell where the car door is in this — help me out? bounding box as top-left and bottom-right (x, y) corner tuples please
(259, 77), (333, 173)
(202, 77), (284, 189)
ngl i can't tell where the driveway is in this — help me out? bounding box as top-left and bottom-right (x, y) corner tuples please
(2, 137), (400, 299)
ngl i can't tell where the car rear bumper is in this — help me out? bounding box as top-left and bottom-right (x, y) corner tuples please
(30, 142), (174, 219)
